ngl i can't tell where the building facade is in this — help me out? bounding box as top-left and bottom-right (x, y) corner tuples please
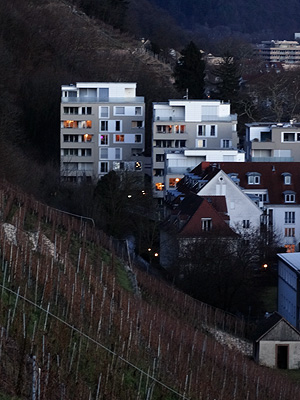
(278, 253), (300, 330)
(60, 82), (145, 182)
(152, 100), (238, 200)
(245, 122), (300, 162)
(255, 40), (300, 64)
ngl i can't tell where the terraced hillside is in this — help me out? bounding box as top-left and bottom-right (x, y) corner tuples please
(0, 180), (299, 399)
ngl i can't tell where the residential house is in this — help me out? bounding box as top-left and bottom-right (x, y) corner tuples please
(253, 311), (300, 369)
(152, 99), (238, 202)
(278, 252), (300, 330)
(173, 162), (300, 250)
(245, 122), (300, 162)
(160, 192), (236, 269)
(60, 82), (145, 182)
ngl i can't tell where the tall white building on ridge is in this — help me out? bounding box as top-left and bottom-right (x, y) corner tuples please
(60, 82), (145, 182)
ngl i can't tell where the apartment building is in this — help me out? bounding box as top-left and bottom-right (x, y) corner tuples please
(245, 122), (300, 162)
(255, 40), (300, 64)
(152, 99), (238, 200)
(60, 82), (145, 182)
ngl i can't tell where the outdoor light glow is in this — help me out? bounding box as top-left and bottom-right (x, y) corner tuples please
(154, 253), (159, 257)
(263, 263), (268, 269)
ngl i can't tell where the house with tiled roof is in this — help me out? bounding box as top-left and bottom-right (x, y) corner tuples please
(169, 162), (300, 250)
(160, 192), (237, 269)
(253, 311), (300, 369)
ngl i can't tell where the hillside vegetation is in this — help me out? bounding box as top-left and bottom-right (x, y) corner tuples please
(0, 181), (299, 399)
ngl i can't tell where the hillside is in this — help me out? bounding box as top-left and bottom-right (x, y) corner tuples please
(0, 180), (299, 399)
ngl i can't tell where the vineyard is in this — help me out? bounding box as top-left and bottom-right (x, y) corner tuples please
(0, 180), (299, 399)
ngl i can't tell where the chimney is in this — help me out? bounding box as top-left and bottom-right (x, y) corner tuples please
(201, 161), (210, 171)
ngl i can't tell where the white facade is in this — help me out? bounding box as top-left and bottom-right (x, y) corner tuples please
(196, 170), (262, 230)
(60, 82), (145, 182)
(152, 99), (238, 200)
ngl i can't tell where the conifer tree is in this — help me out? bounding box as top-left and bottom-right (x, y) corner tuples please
(173, 41), (206, 99)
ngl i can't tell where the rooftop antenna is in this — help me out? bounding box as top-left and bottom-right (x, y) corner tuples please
(183, 88), (189, 100)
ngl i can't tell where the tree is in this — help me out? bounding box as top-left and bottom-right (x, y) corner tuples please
(173, 41), (206, 99)
(173, 226), (280, 315)
(211, 52), (241, 111)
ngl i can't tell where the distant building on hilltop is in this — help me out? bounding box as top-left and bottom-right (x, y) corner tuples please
(255, 40), (300, 65)
(60, 82), (146, 182)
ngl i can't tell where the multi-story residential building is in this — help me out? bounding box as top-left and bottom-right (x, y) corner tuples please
(60, 82), (145, 182)
(245, 122), (300, 162)
(152, 99), (238, 201)
(255, 40), (300, 64)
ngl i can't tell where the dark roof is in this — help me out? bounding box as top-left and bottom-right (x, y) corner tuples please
(189, 162), (300, 205)
(253, 312), (300, 342)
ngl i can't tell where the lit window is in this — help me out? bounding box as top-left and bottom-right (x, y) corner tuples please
(81, 120), (92, 129)
(83, 134), (92, 142)
(135, 161), (142, 171)
(202, 218), (212, 232)
(100, 135), (108, 145)
(63, 120), (78, 128)
(285, 211), (295, 223)
(155, 183), (164, 191)
(285, 228), (295, 237)
(169, 178), (180, 187)
(116, 135), (124, 142)
(198, 125), (206, 136)
(285, 244), (295, 253)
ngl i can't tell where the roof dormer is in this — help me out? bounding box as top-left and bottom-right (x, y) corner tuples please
(281, 172), (292, 185)
(246, 172), (261, 185)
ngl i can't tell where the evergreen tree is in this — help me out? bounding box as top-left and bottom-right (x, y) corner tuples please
(173, 41), (206, 99)
(212, 52), (241, 109)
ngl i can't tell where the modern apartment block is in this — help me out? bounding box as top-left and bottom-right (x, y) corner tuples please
(255, 40), (300, 64)
(245, 122), (300, 162)
(152, 99), (238, 200)
(60, 82), (145, 182)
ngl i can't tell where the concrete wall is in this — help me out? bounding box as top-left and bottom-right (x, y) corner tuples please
(259, 341), (300, 369)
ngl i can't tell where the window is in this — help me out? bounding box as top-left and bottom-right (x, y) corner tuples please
(284, 192), (296, 203)
(283, 132), (295, 142)
(243, 220), (250, 228)
(210, 125), (216, 136)
(135, 161), (142, 171)
(155, 183), (164, 191)
(81, 120), (92, 129)
(285, 211), (295, 223)
(62, 148), (78, 156)
(115, 148), (121, 159)
(63, 107), (79, 115)
(100, 134), (108, 145)
(135, 107), (142, 115)
(63, 120), (78, 129)
(285, 244), (295, 253)
(115, 107), (125, 115)
(285, 228), (295, 237)
(202, 218), (212, 232)
(81, 149), (91, 157)
(99, 88), (109, 99)
(132, 121), (143, 128)
(157, 125), (172, 133)
(169, 178), (180, 187)
(63, 135), (78, 142)
(100, 121), (108, 131)
(197, 139), (207, 148)
(81, 107), (92, 115)
(247, 173), (261, 185)
(100, 162), (108, 173)
(198, 125), (206, 136)
(222, 139), (231, 148)
(115, 121), (121, 131)
(154, 169), (164, 177)
(156, 154), (164, 162)
(175, 125), (185, 134)
(135, 135), (142, 143)
(100, 148), (108, 159)
(100, 107), (109, 118)
(83, 134), (92, 142)
(116, 134), (124, 142)
(132, 148), (142, 156)
(175, 140), (186, 147)
(282, 173), (292, 185)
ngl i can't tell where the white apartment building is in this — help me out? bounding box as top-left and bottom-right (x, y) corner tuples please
(60, 82), (145, 182)
(152, 99), (238, 200)
(255, 40), (300, 64)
